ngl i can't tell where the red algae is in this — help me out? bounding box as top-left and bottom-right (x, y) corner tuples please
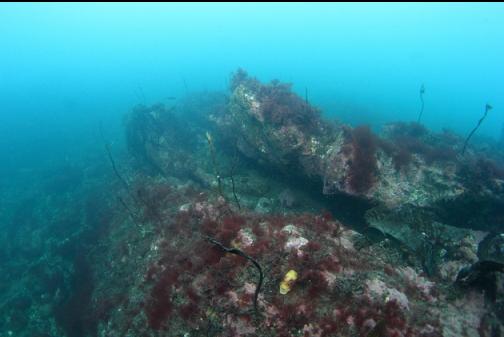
(132, 187), (477, 337)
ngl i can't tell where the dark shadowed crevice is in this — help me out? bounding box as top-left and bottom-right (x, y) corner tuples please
(236, 153), (375, 232)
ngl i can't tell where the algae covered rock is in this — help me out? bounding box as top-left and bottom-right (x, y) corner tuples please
(210, 70), (504, 230)
(123, 70), (504, 232)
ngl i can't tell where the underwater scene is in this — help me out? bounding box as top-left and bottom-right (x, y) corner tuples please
(1, 3), (504, 337)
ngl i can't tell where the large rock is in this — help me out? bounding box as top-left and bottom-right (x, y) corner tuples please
(125, 70), (504, 233)
(210, 70), (504, 231)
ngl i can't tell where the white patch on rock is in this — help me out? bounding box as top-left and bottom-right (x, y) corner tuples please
(285, 236), (309, 252)
(281, 224), (301, 236)
(366, 278), (410, 311)
(281, 225), (309, 254)
(236, 229), (255, 248)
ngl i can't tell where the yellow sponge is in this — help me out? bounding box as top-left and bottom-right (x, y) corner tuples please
(279, 270), (298, 295)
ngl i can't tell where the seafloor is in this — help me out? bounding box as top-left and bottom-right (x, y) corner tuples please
(0, 70), (503, 337)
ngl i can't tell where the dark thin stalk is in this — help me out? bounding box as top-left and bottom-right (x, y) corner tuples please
(229, 141), (241, 210)
(230, 175), (240, 210)
(205, 132), (225, 200)
(205, 236), (263, 314)
(118, 196), (141, 227)
(462, 104), (493, 155)
(417, 84), (425, 123)
(99, 124), (142, 207)
(99, 124), (130, 192)
(104, 142), (131, 193)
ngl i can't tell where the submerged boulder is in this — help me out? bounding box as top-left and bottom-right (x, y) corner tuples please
(209, 70), (504, 231)
(125, 69), (504, 245)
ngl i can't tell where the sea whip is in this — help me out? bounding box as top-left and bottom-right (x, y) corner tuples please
(205, 236), (263, 314)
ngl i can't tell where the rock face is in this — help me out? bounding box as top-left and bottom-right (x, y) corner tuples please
(4, 70), (503, 337)
(124, 69), (504, 275)
(223, 69), (333, 173)
(117, 70), (504, 335)
(205, 69), (504, 231)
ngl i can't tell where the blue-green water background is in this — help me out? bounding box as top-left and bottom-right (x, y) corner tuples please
(1, 3), (503, 175)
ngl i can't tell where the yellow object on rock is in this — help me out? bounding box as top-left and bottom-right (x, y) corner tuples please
(279, 269), (298, 295)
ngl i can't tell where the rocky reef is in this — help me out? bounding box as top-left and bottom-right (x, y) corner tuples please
(1, 70), (503, 337)
(216, 70), (504, 228)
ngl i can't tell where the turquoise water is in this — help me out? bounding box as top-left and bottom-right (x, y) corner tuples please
(1, 4), (504, 337)
(1, 3), (504, 175)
